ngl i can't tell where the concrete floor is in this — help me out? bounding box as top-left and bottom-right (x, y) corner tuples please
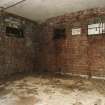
(0, 74), (105, 105)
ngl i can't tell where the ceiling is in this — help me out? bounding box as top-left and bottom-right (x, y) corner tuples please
(0, 0), (105, 22)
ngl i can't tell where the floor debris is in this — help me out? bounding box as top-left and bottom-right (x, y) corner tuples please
(0, 74), (105, 105)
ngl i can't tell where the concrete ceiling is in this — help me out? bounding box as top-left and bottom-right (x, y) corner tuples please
(0, 0), (105, 22)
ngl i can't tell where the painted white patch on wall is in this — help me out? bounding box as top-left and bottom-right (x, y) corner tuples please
(88, 23), (105, 35)
(72, 28), (81, 35)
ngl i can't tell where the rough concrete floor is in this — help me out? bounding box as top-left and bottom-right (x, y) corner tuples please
(0, 74), (105, 105)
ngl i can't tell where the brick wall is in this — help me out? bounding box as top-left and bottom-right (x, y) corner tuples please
(0, 12), (40, 77)
(1, 8), (105, 78)
(39, 8), (105, 77)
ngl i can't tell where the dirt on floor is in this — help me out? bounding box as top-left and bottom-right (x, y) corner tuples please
(0, 73), (105, 105)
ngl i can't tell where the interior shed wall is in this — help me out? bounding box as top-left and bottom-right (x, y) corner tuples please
(39, 8), (105, 77)
(0, 12), (40, 78)
(0, 8), (105, 78)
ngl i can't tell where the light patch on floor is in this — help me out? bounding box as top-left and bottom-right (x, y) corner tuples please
(0, 75), (105, 105)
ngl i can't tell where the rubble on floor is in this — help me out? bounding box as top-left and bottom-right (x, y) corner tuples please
(0, 74), (105, 105)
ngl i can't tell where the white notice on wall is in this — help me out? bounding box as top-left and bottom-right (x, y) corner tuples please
(72, 28), (81, 35)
